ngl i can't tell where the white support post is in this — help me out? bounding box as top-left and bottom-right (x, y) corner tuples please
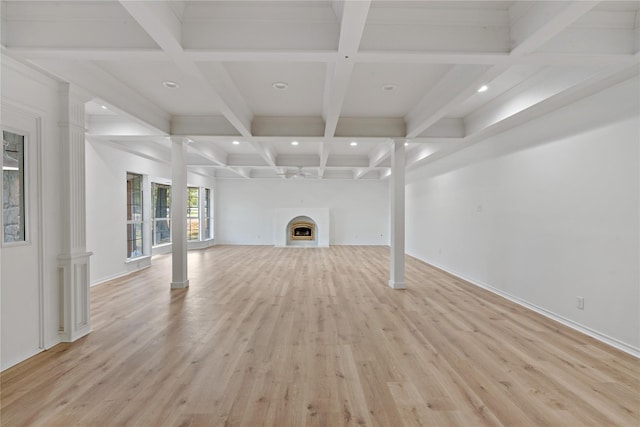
(57, 83), (93, 341)
(389, 139), (406, 289)
(170, 137), (189, 289)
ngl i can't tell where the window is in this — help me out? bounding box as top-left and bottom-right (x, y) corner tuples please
(2, 131), (25, 243)
(152, 183), (171, 246)
(187, 187), (199, 241)
(126, 173), (144, 259)
(203, 188), (213, 240)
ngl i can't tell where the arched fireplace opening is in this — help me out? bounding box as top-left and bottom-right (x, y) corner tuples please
(286, 216), (318, 247)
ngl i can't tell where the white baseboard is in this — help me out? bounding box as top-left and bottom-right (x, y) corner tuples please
(412, 256), (640, 359)
(91, 258), (152, 287)
(90, 270), (133, 287)
(188, 239), (215, 250)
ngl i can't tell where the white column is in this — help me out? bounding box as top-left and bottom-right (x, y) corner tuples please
(170, 137), (189, 289)
(389, 139), (406, 289)
(58, 83), (93, 341)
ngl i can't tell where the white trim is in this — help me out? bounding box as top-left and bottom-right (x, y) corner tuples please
(90, 262), (150, 287)
(35, 117), (44, 350)
(125, 254), (151, 273)
(188, 239), (215, 250)
(152, 242), (172, 255)
(409, 254), (640, 359)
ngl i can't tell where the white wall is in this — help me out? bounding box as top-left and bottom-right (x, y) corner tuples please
(1, 56), (65, 369)
(406, 77), (640, 354)
(214, 179), (389, 246)
(85, 141), (215, 285)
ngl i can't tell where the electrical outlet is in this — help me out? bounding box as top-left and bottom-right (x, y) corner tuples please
(577, 296), (584, 310)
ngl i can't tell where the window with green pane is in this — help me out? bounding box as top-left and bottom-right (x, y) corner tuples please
(187, 187), (199, 241)
(152, 183), (171, 246)
(126, 172), (144, 258)
(203, 188), (212, 240)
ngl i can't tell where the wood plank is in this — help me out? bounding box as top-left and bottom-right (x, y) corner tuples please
(1, 246), (638, 426)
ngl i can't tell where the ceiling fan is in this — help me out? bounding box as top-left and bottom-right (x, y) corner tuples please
(277, 167), (317, 179)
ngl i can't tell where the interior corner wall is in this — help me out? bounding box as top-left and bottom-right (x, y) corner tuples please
(214, 179), (389, 246)
(406, 76), (640, 354)
(85, 141), (215, 285)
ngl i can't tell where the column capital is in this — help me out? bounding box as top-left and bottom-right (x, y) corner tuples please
(391, 137), (409, 144)
(57, 82), (93, 104)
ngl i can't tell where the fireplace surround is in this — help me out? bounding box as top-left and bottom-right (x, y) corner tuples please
(286, 216), (317, 246)
(274, 208), (329, 247)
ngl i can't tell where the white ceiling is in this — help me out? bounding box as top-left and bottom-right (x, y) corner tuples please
(2, 0), (638, 180)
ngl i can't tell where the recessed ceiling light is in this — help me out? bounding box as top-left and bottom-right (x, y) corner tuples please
(291, 141), (299, 146)
(100, 105), (108, 110)
(350, 141), (358, 147)
(382, 84), (397, 91)
(162, 81), (180, 89)
(232, 140), (240, 145)
(404, 142), (409, 146)
(478, 85), (488, 93)
(272, 82), (289, 90)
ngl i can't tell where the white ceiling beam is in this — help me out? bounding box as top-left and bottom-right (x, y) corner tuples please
(318, 141), (330, 179)
(353, 168), (367, 180)
(171, 116), (241, 137)
(185, 50), (338, 63)
(323, 61), (354, 138)
(465, 63), (640, 142)
(464, 66), (598, 136)
(29, 58), (170, 134)
(187, 143), (228, 167)
(230, 167), (251, 179)
(249, 140), (283, 178)
(86, 116), (163, 137)
(332, 0), (344, 23)
(409, 64), (639, 172)
(369, 141), (393, 168)
(405, 140), (467, 170)
(252, 117), (325, 137)
(356, 50), (636, 67)
(277, 155), (320, 168)
(90, 138), (171, 165)
(11, 45), (636, 68)
(416, 118), (465, 139)
(353, 140), (393, 180)
(188, 167), (217, 180)
(405, 1), (600, 140)
(188, 143), (250, 179)
(335, 118), (405, 138)
(510, 1), (599, 56)
(323, 0), (371, 138)
(119, 1), (253, 137)
(406, 64), (507, 138)
(356, 51), (509, 65)
(119, 0), (182, 52)
(5, 47), (166, 61)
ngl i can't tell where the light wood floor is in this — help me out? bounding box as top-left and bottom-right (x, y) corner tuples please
(1, 246), (638, 426)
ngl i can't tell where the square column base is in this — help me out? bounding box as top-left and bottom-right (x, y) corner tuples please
(171, 280), (190, 289)
(388, 280), (406, 290)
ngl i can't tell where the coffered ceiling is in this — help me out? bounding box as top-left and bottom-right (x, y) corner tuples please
(2, 1), (639, 180)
